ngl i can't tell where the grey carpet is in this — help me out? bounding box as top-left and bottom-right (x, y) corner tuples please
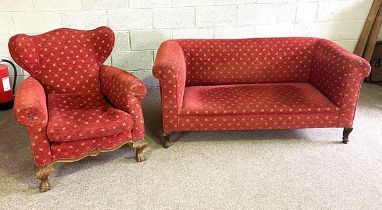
(0, 84), (381, 209)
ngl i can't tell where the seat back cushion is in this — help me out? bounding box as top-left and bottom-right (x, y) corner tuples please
(9, 26), (114, 94)
(175, 37), (317, 86)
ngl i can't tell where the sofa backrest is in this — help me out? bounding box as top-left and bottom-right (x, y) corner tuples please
(175, 38), (317, 86)
(9, 26), (114, 94)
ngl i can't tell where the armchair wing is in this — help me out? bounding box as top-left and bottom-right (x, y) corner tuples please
(90, 26), (115, 66)
(100, 65), (147, 140)
(152, 41), (187, 132)
(310, 39), (371, 127)
(13, 77), (52, 167)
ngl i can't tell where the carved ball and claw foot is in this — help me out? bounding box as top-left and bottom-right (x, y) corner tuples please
(342, 127), (353, 144)
(132, 139), (148, 162)
(35, 165), (54, 192)
(162, 132), (171, 149)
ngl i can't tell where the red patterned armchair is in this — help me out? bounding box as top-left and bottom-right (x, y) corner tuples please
(153, 38), (370, 148)
(9, 26), (147, 192)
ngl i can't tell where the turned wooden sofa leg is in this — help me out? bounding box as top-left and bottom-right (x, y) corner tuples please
(35, 165), (54, 192)
(342, 128), (353, 144)
(132, 139), (148, 162)
(162, 132), (171, 149)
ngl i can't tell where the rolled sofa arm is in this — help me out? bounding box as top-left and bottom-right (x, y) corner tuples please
(100, 65), (147, 140)
(310, 39), (371, 127)
(152, 41), (187, 132)
(13, 77), (52, 167)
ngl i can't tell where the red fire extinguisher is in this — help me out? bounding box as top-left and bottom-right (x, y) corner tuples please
(0, 59), (17, 110)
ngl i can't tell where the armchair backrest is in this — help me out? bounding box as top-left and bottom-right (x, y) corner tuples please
(9, 26), (114, 94)
(175, 37), (317, 86)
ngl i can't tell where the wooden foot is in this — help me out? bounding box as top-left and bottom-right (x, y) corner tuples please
(162, 132), (171, 148)
(132, 139), (148, 162)
(343, 127), (353, 144)
(35, 165), (54, 192)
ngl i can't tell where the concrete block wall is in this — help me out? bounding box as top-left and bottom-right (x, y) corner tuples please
(0, 0), (374, 86)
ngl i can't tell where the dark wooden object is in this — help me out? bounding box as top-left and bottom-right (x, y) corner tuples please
(354, 0), (382, 56)
(162, 132), (171, 148)
(364, 4), (382, 62)
(342, 128), (353, 144)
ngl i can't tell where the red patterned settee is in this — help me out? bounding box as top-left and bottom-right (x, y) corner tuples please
(153, 38), (370, 148)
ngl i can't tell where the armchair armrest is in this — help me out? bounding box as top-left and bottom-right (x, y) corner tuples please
(152, 41), (187, 132)
(310, 39), (371, 127)
(100, 65), (147, 140)
(14, 77), (48, 127)
(14, 77), (52, 166)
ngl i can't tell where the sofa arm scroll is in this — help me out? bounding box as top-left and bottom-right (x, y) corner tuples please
(152, 41), (187, 132)
(310, 39), (371, 127)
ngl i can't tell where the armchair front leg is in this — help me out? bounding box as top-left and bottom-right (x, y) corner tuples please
(35, 165), (54, 192)
(131, 139), (148, 162)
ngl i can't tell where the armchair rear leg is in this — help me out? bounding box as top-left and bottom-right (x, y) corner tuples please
(162, 132), (171, 149)
(342, 128), (353, 144)
(132, 139), (148, 162)
(35, 164), (54, 192)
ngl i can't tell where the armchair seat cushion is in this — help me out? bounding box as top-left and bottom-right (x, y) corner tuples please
(47, 93), (133, 142)
(180, 83), (340, 116)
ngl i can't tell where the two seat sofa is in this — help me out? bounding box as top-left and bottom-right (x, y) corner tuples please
(153, 38), (370, 147)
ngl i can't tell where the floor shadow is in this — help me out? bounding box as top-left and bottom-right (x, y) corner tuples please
(142, 88), (164, 145)
(0, 109), (39, 195)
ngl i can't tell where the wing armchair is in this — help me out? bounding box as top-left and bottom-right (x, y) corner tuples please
(153, 38), (370, 148)
(9, 26), (147, 192)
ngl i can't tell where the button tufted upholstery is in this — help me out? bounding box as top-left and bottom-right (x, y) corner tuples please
(9, 27), (147, 168)
(153, 38), (370, 135)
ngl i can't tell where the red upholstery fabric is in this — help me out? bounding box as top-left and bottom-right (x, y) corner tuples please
(100, 65), (146, 140)
(178, 113), (340, 131)
(27, 126), (53, 166)
(175, 38), (316, 86)
(181, 83), (339, 116)
(153, 41), (186, 132)
(47, 93), (132, 142)
(51, 132), (132, 161)
(10, 27), (146, 167)
(13, 77), (52, 166)
(13, 77), (48, 127)
(8, 26), (114, 95)
(310, 39), (371, 127)
(153, 38), (370, 133)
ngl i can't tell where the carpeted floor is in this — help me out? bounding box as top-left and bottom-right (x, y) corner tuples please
(0, 84), (381, 209)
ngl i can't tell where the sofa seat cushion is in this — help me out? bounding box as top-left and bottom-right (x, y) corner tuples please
(47, 93), (133, 142)
(180, 83), (340, 116)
